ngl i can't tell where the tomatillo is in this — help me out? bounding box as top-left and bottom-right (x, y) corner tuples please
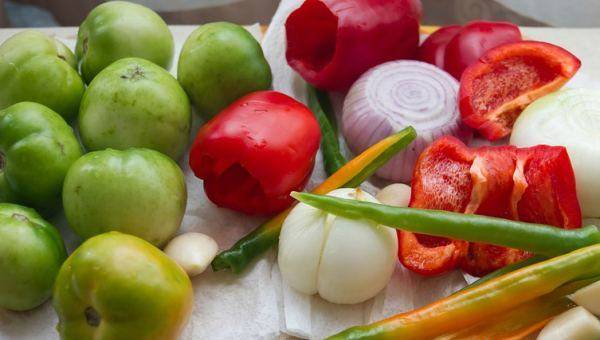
(0, 30), (85, 120)
(79, 58), (191, 160)
(0, 102), (82, 215)
(53, 232), (193, 340)
(62, 148), (186, 247)
(177, 22), (272, 120)
(76, 1), (174, 83)
(0, 203), (67, 311)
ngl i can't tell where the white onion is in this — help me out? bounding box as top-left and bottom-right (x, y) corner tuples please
(537, 306), (600, 340)
(510, 89), (600, 218)
(342, 60), (472, 183)
(278, 188), (398, 304)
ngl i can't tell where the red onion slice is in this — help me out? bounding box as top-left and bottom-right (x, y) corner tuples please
(342, 60), (472, 183)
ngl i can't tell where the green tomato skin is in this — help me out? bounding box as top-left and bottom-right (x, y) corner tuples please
(0, 102), (83, 215)
(53, 232), (193, 340)
(62, 148), (186, 247)
(76, 1), (174, 84)
(177, 22), (272, 120)
(0, 203), (67, 311)
(79, 58), (191, 160)
(0, 30), (85, 121)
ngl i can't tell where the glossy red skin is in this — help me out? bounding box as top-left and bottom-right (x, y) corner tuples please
(285, 0), (421, 91)
(403, 136), (581, 276)
(417, 25), (461, 69)
(444, 21), (522, 79)
(402, 136), (471, 276)
(460, 41), (581, 141)
(189, 91), (321, 216)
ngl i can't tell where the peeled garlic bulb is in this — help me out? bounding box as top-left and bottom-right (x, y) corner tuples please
(537, 306), (600, 340)
(164, 232), (218, 277)
(569, 280), (600, 316)
(376, 183), (411, 207)
(278, 188), (398, 304)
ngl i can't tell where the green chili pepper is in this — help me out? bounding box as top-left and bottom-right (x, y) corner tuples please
(212, 127), (416, 273)
(291, 192), (600, 257)
(307, 85), (347, 175)
(328, 244), (600, 339)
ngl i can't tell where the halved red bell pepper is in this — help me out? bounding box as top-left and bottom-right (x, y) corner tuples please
(189, 91), (321, 215)
(459, 41), (581, 141)
(404, 136), (581, 276)
(285, 0), (421, 91)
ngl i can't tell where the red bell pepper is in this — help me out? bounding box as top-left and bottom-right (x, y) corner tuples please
(417, 25), (461, 70)
(285, 0), (421, 91)
(418, 21), (521, 79)
(444, 21), (522, 79)
(403, 136), (581, 276)
(460, 41), (581, 141)
(189, 91), (321, 215)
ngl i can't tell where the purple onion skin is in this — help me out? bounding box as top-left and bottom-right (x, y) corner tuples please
(342, 60), (472, 183)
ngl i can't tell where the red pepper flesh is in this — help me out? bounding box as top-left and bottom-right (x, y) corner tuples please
(404, 136), (581, 276)
(459, 41), (581, 141)
(189, 91), (321, 215)
(285, 0), (421, 91)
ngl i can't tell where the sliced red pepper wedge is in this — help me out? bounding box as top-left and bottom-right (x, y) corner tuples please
(405, 136), (581, 276)
(403, 136), (471, 275)
(285, 0), (421, 91)
(517, 146), (582, 229)
(459, 41), (581, 141)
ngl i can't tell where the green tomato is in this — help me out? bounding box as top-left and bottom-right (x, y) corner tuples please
(177, 22), (272, 120)
(53, 232), (193, 340)
(62, 148), (186, 247)
(0, 30), (85, 120)
(76, 1), (174, 84)
(79, 58), (191, 160)
(0, 102), (83, 215)
(0, 203), (67, 311)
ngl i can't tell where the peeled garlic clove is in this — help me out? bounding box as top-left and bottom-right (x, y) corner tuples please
(164, 232), (218, 277)
(569, 281), (600, 316)
(537, 306), (600, 340)
(278, 202), (327, 295)
(317, 216), (398, 304)
(376, 183), (411, 207)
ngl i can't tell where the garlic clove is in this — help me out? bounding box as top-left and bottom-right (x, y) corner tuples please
(278, 202), (327, 295)
(376, 183), (411, 207)
(317, 216), (398, 304)
(537, 306), (600, 340)
(569, 280), (600, 316)
(163, 232), (219, 277)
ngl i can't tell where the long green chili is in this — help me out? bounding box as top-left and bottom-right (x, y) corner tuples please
(307, 85), (347, 175)
(291, 192), (600, 257)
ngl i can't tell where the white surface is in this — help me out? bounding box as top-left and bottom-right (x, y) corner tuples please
(2, 5), (600, 339)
